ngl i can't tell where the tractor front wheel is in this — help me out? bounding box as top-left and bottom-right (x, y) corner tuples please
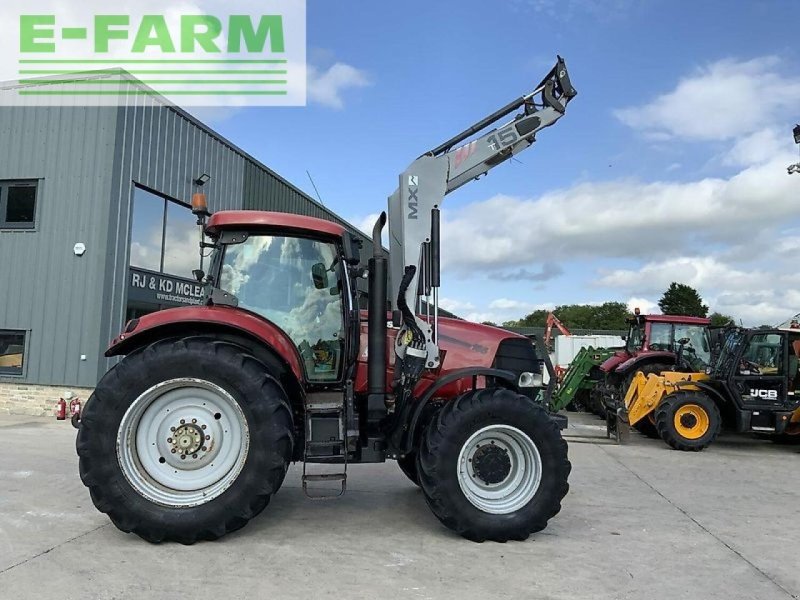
(418, 387), (570, 542)
(77, 337), (294, 544)
(654, 391), (721, 451)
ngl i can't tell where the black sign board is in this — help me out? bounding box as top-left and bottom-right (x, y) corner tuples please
(128, 267), (204, 308)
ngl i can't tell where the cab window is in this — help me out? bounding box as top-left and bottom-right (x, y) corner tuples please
(219, 235), (345, 382)
(626, 324), (644, 352)
(739, 333), (784, 376)
(647, 323), (672, 351)
(673, 324), (711, 369)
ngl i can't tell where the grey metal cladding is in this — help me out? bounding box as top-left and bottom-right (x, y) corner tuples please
(1, 76), (375, 388)
(102, 94), (249, 378)
(0, 104), (119, 388)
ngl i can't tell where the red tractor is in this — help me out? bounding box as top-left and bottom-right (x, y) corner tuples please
(77, 59), (577, 543)
(591, 311), (712, 435)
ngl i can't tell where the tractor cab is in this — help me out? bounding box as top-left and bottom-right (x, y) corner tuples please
(709, 328), (800, 424)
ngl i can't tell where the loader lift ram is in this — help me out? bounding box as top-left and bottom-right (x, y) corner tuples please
(77, 58), (576, 544)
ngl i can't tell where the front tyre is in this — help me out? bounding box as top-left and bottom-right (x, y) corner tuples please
(418, 388), (570, 542)
(654, 390), (720, 451)
(77, 337), (294, 544)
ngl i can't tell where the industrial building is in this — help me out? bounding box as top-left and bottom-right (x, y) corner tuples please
(0, 72), (374, 414)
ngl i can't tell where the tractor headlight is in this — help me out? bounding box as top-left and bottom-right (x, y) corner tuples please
(519, 372), (543, 388)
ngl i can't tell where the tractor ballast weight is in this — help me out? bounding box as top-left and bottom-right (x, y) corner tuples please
(78, 58), (577, 544)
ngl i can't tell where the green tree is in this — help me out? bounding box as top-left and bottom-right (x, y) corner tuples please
(481, 321), (498, 327)
(658, 282), (708, 317)
(508, 302), (630, 330)
(708, 312), (735, 326)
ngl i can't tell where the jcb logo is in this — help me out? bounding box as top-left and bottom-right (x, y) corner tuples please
(750, 389), (778, 400)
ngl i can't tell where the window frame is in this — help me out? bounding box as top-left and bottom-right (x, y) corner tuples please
(129, 183), (206, 277)
(216, 233), (349, 384)
(0, 329), (27, 377)
(0, 179), (39, 230)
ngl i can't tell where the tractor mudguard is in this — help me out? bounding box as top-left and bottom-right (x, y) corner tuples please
(616, 352), (676, 376)
(393, 367), (519, 455)
(106, 305), (305, 382)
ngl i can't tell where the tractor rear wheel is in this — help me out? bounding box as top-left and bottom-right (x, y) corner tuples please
(654, 391), (721, 452)
(397, 453), (420, 486)
(417, 387), (570, 542)
(77, 337), (294, 544)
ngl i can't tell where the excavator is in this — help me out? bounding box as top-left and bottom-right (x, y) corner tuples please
(77, 57), (577, 543)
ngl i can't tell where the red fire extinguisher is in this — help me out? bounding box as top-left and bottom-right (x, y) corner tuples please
(70, 397), (81, 421)
(54, 397), (67, 420)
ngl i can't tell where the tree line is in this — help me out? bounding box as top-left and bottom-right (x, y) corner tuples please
(492, 282), (735, 329)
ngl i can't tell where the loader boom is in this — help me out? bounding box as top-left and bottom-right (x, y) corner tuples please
(386, 57), (576, 378)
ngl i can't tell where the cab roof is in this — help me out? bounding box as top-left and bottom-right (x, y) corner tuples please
(631, 314), (710, 325)
(206, 211), (346, 238)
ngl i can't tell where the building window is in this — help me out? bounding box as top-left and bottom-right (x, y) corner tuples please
(129, 185), (204, 279)
(0, 331), (25, 375)
(0, 180), (38, 229)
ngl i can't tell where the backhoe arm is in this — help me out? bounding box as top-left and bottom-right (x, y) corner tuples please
(385, 56), (576, 376)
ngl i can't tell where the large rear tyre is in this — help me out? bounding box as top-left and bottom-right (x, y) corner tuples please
(654, 390), (720, 452)
(77, 337), (294, 544)
(418, 387), (570, 542)
(397, 453), (420, 486)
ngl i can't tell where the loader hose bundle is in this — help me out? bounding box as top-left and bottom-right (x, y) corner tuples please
(395, 265), (427, 398)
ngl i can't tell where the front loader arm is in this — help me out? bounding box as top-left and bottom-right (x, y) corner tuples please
(386, 56), (576, 376)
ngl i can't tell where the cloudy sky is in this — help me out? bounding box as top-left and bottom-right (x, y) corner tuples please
(201, 0), (800, 326)
(7, 0), (797, 325)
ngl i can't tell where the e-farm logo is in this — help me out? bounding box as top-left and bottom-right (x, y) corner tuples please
(9, 2), (306, 107)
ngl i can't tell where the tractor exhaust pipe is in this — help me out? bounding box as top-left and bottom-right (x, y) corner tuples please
(367, 213), (388, 400)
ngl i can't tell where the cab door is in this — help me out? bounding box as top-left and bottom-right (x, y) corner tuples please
(730, 331), (788, 417)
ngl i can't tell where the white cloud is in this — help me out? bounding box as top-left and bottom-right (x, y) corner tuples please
(626, 297), (659, 315)
(595, 256), (800, 326)
(488, 298), (536, 311)
(460, 300), (553, 325)
(441, 152), (797, 273)
(614, 56), (800, 142)
(722, 127), (786, 167)
(439, 297), (476, 313)
(307, 63), (370, 109)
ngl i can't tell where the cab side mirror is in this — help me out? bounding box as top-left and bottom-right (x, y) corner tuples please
(311, 263), (329, 289)
(620, 334), (627, 341)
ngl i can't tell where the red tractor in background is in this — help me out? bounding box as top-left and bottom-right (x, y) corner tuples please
(77, 58), (577, 544)
(590, 311), (712, 436)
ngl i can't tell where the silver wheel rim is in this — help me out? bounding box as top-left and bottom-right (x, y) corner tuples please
(457, 425), (542, 515)
(117, 378), (250, 508)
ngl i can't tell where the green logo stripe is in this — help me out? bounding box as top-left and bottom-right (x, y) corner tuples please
(19, 69), (288, 75)
(18, 59), (288, 64)
(18, 90), (289, 96)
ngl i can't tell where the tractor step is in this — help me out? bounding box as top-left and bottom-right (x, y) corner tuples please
(302, 469), (347, 499)
(302, 391), (349, 499)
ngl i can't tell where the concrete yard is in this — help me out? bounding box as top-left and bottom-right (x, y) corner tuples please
(1, 413), (798, 600)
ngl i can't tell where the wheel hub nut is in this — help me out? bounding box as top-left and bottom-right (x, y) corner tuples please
(471, 443), (511, 485)
(171, 423), (204, 456)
